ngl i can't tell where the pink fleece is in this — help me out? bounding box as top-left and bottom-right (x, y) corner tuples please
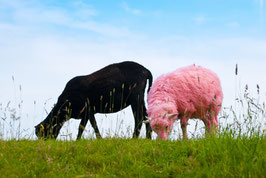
(147, 65), (223, 140)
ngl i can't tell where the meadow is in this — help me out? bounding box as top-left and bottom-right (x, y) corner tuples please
(0, 133), (265, 177)
(0, 73), (265, 177)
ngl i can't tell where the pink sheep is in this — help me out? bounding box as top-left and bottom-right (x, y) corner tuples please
(145, 65), (223, 140)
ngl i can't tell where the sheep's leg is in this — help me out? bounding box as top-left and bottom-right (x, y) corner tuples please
(88, 115), (102, 139)
(131, 97), (145, 138)
(145, 121), (152, 139)
(208, 115), (218, 135)
(131, 104), (142, 138)
(202, 113), (211, 135)
(141, 99), (152, 139)
(212, 116), (218, 132)
(77, 117), (89, 140)
(202, 113), (218, 136)
(180, 117), (189, 139)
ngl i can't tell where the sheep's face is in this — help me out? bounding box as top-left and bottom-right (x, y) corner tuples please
(149, 112), (178, 140)
(150, 119), (171, 140)
(35, 122), (61, 139)
(35, 123), (52, 139)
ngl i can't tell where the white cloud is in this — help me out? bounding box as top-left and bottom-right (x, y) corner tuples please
(253, 0), (264, 9)
(258, 0), (264, 19)
(121, 1), (141, 15)
(193, 15), (207, 25)
(254, 0), (264, 20)
(72, 21), (132, 38)
(226, 22), (240, 28)
(0, 0), (135, 39)
(71, 1), (97, 17)
(259, 0), (264, 9)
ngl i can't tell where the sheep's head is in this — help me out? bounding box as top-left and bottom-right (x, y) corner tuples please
(145, 111), (178, 140)
(35, 123), (52, 139)
(35, 119), (62, 139)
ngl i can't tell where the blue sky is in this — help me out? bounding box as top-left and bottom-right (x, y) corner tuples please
(0, 0), (265, 139)
(1, 0), (265, 39)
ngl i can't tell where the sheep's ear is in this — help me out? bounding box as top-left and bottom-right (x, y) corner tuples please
(168, 113), (178, 120)
(145, 116), (151, 120)
(162, 111), (168, 119)
(143, 120), (150, 124)
(144, 116), (152, 124)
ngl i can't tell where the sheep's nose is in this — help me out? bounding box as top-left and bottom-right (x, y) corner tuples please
(156, 133), (168, 140)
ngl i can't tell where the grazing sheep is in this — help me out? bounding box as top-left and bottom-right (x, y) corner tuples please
(145, 65), (223, 140)
(35, 61), (153, 140)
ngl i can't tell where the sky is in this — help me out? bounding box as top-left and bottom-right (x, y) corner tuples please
(0, 0), (265, 139)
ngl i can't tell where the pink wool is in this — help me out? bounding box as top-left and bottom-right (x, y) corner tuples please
(147, 65), (223, 140)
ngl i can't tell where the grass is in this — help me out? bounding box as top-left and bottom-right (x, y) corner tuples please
(0, 133), (265, 177)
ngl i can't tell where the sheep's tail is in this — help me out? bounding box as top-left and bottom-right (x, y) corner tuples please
(146, 69), (153, 93)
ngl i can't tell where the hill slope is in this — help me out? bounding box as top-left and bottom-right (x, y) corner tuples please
(0, 134), (265, 177)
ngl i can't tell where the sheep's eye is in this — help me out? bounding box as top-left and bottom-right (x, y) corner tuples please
(153, 125), (161, 130)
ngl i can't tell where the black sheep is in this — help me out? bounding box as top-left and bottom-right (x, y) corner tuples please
(35, 61), (153, 139)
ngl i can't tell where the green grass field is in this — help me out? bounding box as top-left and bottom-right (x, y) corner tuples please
(0, 132), (265, 177)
